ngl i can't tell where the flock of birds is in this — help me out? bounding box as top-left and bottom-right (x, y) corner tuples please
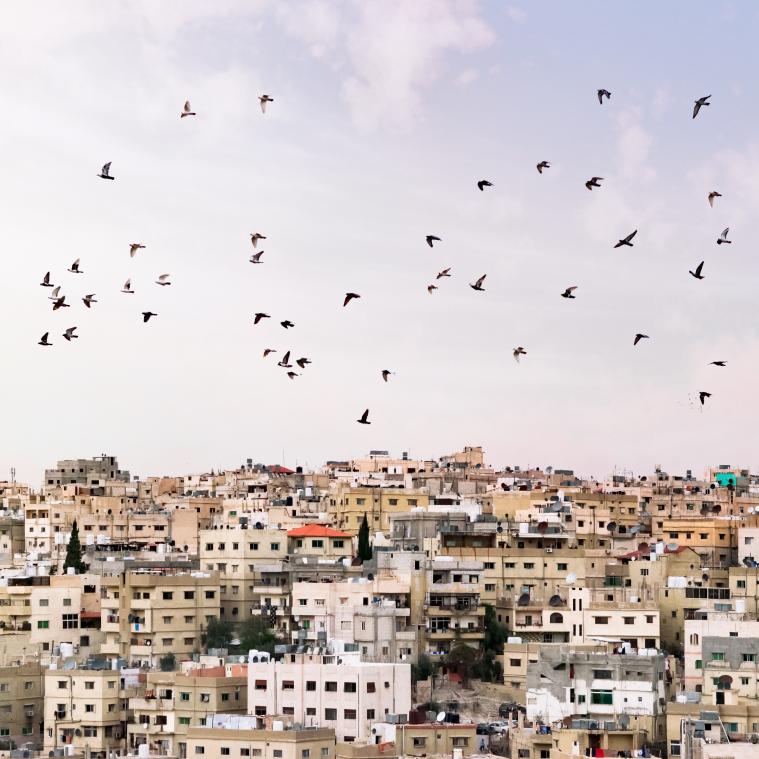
(37, 89), (726, 422)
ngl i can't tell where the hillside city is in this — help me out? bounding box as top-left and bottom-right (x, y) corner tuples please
(0, 449), (755, 759)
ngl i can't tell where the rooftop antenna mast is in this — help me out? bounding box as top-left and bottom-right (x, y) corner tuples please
(9, 468), (15, 484)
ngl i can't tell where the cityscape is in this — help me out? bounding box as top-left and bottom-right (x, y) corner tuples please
(0, 450), (755, 759)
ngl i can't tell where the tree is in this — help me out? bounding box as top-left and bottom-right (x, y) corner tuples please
(239, 615), (277, 655)
(159, 653), (176, 672)
(445, 643), (477, 687)
(473, 604), (507, 683)
(63, 520), (87, 574)
(411, 653), (436, 684)
(357, 514), (373, 561)
(203, 618), (234, 650)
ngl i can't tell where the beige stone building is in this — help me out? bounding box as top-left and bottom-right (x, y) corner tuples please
(187, 724), (336, 759)
(0, 661), (44, 745)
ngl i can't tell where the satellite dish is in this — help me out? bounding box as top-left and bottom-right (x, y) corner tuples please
(607, 521), (617, 532)
(750, 507), (756, 514)
(517, 592), (530, 606)
(618, 714), (630, 729)
(702, 573), (710, 582)
(667, 543), (678, 551)
(638, 542), (650, 554)
(436, 712), (446, 723)
(548, 594), (564, 607)
(565, 573), (577, 584)
(496, 523), (503, 534)
(537, 521), (548, 534)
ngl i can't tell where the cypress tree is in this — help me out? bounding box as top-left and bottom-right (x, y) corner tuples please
(63, 519), (87, 574)
(358, 514), (373, 561)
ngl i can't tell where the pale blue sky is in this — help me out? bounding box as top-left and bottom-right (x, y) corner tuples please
(1, 1), (758, 482)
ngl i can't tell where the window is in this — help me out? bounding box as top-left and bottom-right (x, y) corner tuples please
(85, 681), (95, 690)
(695, 660), (702, 669)
(184, 591), (195, 600)
(366, 682), (376, 693)
(413, 739), (426, 748)
(195, 748), (205, 755)
(39, 598), (49, 607)
(333, 540), (344, 548)
(273, 753), (283, 759)
(312, 540), (324, 548)
(38, 621), (50, 629)
(557, 563), (568, 571)
(221, 749), (230, 756)
(85, 704), (95, 713)
(180, 692), (191, 701)
(270, 543), (280, 551)
(591, 690), (613, 705)
(711, 652), (725, 661)
(594, 617), (609, 625)
(743, 653), (756, 662)
(62, 613), (79, 629)
(510, 658), (521, 667)
(344, 709), (357, 719)
(241, 751), (250, 757)
(58, 681), (68, 689)
(344, 682), (357, 693)
(205, 591), (215, 599)
(254, 680), (267, 691)
(162, 592), (174, 600)
(282, 680), (295, 690)
(306, 681), (316, 691)
(325, 708), (337, 720)
(593, 670), (612, 679)
(623, 617), (635, 625)
(321, 750), (329, 758)
(63, 598), (72, 606)
(737, 580), (747, 589)
(367, 709), (375, 719)
(646, 615), (655, 623)
(179, 717), (191, 726)
(325, 681), (337, 692)
(302, 752), (310, 759)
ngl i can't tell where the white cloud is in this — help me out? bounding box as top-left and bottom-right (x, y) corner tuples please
(504, 6), (527, 23)
(614, 107), (656, 182)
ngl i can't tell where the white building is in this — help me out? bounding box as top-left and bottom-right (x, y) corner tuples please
(247, 650), (411, 741)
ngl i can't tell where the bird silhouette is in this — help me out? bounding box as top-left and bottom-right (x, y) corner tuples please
(48, 286), (61, 301)
(278, 351), (292, 368)
(129, 243), (146, 258)
(68, 258), (83, 274)
(426, 235), (441, 247)
(142, 312), (157, 322)
(357, 409), (371, 425)
(38, 332), (52, 347)
(710, 361), (727, 367)
(250, 233), (267, 248)
(263, 349), (276, 358)
(250, 251), (264, 264)
(156, 274), (171, 286)
(717, 228), (731, 245)
(699, 391), (711, 406)
(585, 176), (603, 191)
(614, 230), (637, 248)
(40, 272), (53, 288)
(63, 327), (78, 341)
(381, 370), (393, 382)
(561, 286), (577, 299)
(597, 89), (611, 104)
(427, 284), (438, 294)
(259, 95), (273, 113)
(52, 296), (69, 311)
(708, 191), (722, 207)
(343, 292), (361, 307)
(470, 275), (486, 291)
(633, 333), (649, 346)
(689, 261), (705, 280)
(253, 313), (270, 325)
(286, 371), (299, 380)
(181, 100), (196, 118)
(82, 294), (97, 308)
(436, 268), (451, 279)
(98, 162), (114, 180)
(693, 95), (711, 119)
(281, 320), (294, 329)
(122, 279), (134, 294)
(513, 347), (527, 363)
(536, 161), (550, 173)
(296, 357), (311, 369)
(477, 180), (493, 191)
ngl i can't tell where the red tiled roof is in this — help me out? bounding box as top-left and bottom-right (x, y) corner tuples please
(287, 524), (351, 538)
(268, 465), (294, 474)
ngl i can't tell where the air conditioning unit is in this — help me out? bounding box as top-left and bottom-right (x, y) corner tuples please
(545, 548), (553, 553)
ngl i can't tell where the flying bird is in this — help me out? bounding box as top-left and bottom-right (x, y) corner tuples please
(68, 258), (83, 274)
(38, 332), (52, 347)
(536, 161), (550, 173)
(296, 357), (311, 369)
(381, 370), (393, 382)
(586, 176), (603, 191)
(513, 347), (527, 363)
(48, 286), (61, 300)
(129, 243), (146, 258)
(477, 180), (493, 191)
(597, 88), (611, 104)
(156, 274), (171, 286)
(250, 233), (267, 248)
(52, 296), (69, 311)
(343, 292), (361, 307)
(561, 286), (577, 299)
(470, 274), (486, 291)
(633, 333), (649, 346)
(427, 284), (438, 294)
(253, 313), (270, 325)
(281, 320), (294, 329)
(357, 409), (371, 425)
(710, 361), (727, 367)
(699, 391), (712, 406)
(278, 351), (292, 368)
(614, 230), (637, 248)
(286, 371), (299, 380)
(249, 251), (264, 264)
(98, 162), (114, 180)
(263, 348), (276, 357)
(436, 268), (451, 279)
(259, 95), (273, 113)
(63, 327), (78, 341)
(708, 191), (722, 207)
(122, 279), (134, 294)
(693, 95), (711, 119)
(717, 227), (731, 245)
(82, 294), (97, 308)
(142, 312), (157, 323)
(40, 272), (53, 288)
(689, 261), (705, 280)
(426, 235), (441, 248)
(181, 100), (196, 118)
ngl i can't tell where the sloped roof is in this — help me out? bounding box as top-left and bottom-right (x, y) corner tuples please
(287, 524), (351, 538)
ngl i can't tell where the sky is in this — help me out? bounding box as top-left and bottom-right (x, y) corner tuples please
(2, 0), (759, 484)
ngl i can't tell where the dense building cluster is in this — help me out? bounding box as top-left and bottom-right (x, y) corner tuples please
(0, 450), (757, 759)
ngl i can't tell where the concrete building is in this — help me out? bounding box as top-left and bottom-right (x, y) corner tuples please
(247, 651), (411, 741)
(44, 455), (130, 488)
(0, 661), (44, 746)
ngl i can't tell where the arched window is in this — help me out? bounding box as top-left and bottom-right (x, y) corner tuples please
(549, 612), (563, 624)
(690, 633), (699, 645)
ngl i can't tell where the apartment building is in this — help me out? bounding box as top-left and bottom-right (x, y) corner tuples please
(649, 517), (737, 566)
(101, 569), (220, 666)
(0, 661), (44, 745)
(128, 666), (248, 758)
(186, 722), (336, 759)
(43, 666), (128, 758)
(332, 486), (430, 535)
(44, 456), (130, 488)
(288, 526), (352, 560)
(247, 651), (411, 741)
(199, 527), (290, 621)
